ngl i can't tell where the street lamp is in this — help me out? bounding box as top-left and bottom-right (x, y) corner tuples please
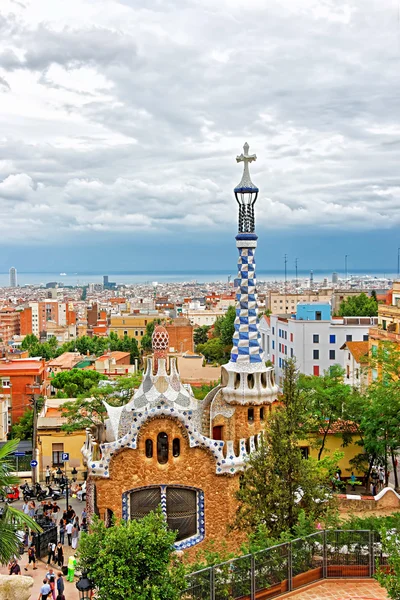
(76, 571), (94, 599)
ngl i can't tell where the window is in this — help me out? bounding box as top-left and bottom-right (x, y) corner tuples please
(279, 357), (282, 368)
(145, 439), (153, 458)
(316, 311), (322, 321)
(157, 432), (169, 464)
(130, 487), (161, 520)
(135, 330), (138, 336)
(290, 333), (293, 342)
(284, 331), (287, 339)
(279, 343), (281, 352)
(346, 334), (352, 342)
(330, 335), (336, 344)
(272, 327), (275, 334)
(313, 334), (319, 343)
(213, 425), (223, 440)
(363, 334), (369, 341)
(382, 320), (387, 331)
(290, 348), (294, 358)
(346, 365), (350, 379)
(272, 340), (275, 350)
(313, 365), (320, 376)
(166, 487), (197, 541)
(124, 330), (128, 336)
(300, 447), (309, 459)
(329, 350), (335, 360)
(285, 346), (287, 355)
(260, 407), (265, 421)
(356, 369), (359, 379)
(248, 408), (254, 422)
(172, 438), (180, 457)
(1, 379), (10, 388)
(52, 443), (64, 466)
(313, 349), (319, 359)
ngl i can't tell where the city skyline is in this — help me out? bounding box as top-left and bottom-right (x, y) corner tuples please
(1, 1), (400, 270)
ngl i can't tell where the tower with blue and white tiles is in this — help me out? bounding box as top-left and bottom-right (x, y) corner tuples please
(220, 143), (277, 404)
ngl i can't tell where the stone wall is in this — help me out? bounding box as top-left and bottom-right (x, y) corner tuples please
(94, 417), (244, 559)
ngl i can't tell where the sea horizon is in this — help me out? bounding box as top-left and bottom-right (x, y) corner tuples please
(0, 268), (397, 287)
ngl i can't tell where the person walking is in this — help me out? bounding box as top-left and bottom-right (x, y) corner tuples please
(25, 544), (37, 571)
(47, 541), (56, 565)
(28, 500), (36, 518)
(45, 466), (51, 486)
(56, 572), (65, 597)
(379, 466), (385, 490)
(55, 542), (64, 568)
(8, 558), (21, 575)
(39, 578), (51, 600)
(46, 568), (57, 600)
(59, 520), (65, 545)
(71, 520), (79, 550)
(66, 520), (73, 546)
(52, 502), (60, 525)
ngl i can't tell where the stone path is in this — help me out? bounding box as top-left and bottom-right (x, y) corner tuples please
(283, 579), (387, 600)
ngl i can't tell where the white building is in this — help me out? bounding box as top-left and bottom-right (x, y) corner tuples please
(341, 341), (369, 391)
(259, 303), (377, 385)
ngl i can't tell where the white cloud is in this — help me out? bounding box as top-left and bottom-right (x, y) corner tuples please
(0, 0), (399, 244)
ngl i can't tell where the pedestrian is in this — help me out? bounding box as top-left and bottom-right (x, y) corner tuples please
(47, 541), (56, 565)
(379, 467), (385, 489)
(22, 500), (30, 515)
(66, 504), (75, 523)
(23, 526), (30, 549)
(25, 544), (37, 571)
(71, 523), (79, 550)
(52, 502), (60, 525)
(81, 517), (88, 533)
(67, 554), (76, 582)
(8, 558), (21, 575)
(28, 500), (36, 518)
(81, 508), (87, 520)
(59, 520), (65, 545)
(46, 568), (56, 600)
(66, 520), (73, 546)
(39, 578), (51, 600)
(56, 571), (65, 597)
(46, 466), (51, 486)
(55, 542), (64, 567)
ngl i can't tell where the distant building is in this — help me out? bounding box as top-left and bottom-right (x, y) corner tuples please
(332, 272), (338, 284)
(259, 303), (376, 384)
(110, 314), (163, 344)
(0, 358), (50, 423)
(0, 307), (20, 344)
(48, 352), (85, 375)
(20, 301), (76, 337)
(9, 267), (17, 288)
(340, 341), (369, 391)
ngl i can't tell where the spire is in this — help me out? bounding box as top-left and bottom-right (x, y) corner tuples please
(234, 142), (259, 234)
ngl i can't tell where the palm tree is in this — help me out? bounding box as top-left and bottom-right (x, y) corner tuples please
(0, 438), (41, 564)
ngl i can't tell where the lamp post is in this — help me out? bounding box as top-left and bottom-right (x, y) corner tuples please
(76, 571), (94, 599)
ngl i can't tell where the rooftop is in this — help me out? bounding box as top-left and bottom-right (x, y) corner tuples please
(341, 341), (369, 364)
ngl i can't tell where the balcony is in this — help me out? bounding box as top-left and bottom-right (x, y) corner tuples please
(369, 326), (400, 344)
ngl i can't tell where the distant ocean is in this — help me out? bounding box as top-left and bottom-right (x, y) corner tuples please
(0, 269), (396, 287)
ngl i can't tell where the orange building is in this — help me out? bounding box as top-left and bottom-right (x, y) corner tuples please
(165, 319), (194, 354)
(0, 307), (20, 343)
(20, 307), (33, 335)
(0, 359), (50, 423)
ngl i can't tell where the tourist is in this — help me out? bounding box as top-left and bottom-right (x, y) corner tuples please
(66, 504), (75, 523)
(25, 544), (37, 571)
(379, 466), (385, 489)
(39, 578), (51, 600)
(47, 541), (56, 565)
(81, 516), (88, 533)
(46, 568), (56, 600)
(22, 499), (30, 515)
(8, 558), (21, 575)
(56, 571), (65, 597)
(55, 542), (64, 567)
(45, 466), (51, 485)
(71, 519), (80, 549)
(28, 500), (36, 517)
(66, 520), (73, 546)
(59, 519), (66, 545)
(81, 507), (87, 520)
(52, 501), (60, 525)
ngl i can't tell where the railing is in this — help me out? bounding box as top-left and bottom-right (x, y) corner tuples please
(182, 530), (388, 600)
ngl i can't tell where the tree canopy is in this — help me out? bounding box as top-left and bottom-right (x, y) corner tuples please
(194, 325), (210, 346)
(338, 292), (378, 317)
(78, 509), (186, 600)
(51, 369), (106, 397)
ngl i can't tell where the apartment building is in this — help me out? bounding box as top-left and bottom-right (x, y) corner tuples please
(0, 358), (50, 424)
(259, 303), (376, 385)
(20, 301), (76, 337)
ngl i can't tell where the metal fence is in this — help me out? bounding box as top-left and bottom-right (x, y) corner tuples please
(33, 525), (58, 559)
(182, 530), (388, 600)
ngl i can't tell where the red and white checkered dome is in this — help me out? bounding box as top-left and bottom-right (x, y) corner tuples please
(152, 325), (169, 351)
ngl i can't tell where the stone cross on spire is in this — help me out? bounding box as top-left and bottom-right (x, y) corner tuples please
(235, 142), (258, 192)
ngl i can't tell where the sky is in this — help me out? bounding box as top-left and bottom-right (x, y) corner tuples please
(0, 0), (400, 273)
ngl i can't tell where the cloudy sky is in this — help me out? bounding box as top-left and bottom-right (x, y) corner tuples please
(0, 0), (400, 274)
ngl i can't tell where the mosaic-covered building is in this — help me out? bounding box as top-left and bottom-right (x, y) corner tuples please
(82, 144), (278, 555)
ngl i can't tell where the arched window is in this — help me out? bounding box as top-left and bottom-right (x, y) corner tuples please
(234, 373), (241, 389)
(260, 407), (265, 421)
(247, 374), (254, 389)
(248, 408), (254, 422)
(145, 439), (153, 458)
(172, 438), (180, 457)
(157, 432), (169, 464)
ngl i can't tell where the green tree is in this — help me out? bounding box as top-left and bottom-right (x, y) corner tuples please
(300, 365), (354, 460)
(78, 509), (186, 600)
(21, 334), (39, 350)
(0, 439), (41, 564)
(338, 292), (378, 316)
(376, 528), (400, 599)
(51, 369), (106, 397)
(196, 338), (225, 363)
(141, 319), (161, 353)
(194, 325), (210, 346)
(10, 397), (44, 440)
(214, 306), (236, 347)
(233, 360), (336, 536)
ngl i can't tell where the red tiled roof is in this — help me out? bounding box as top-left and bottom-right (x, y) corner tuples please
(342, 341), (369, 364)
